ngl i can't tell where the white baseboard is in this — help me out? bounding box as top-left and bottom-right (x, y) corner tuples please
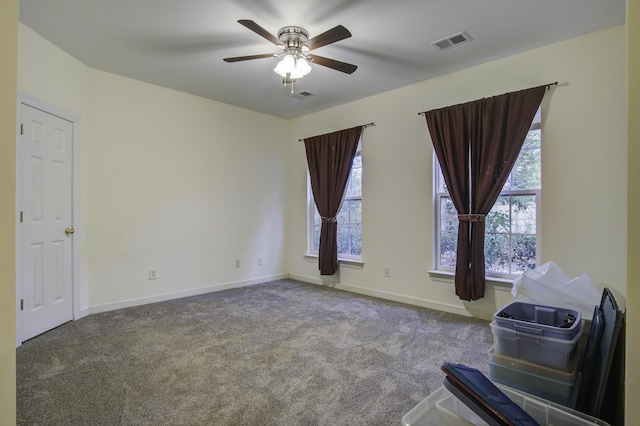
(289, 275), (472, 317)
(75, 307), (90, 320)
(337, 282), (472, 317)
(335, 282), (472, 317)
(88, 274), (287, 314)
(88, 273), (474, 319)
(287, 273), (324, 286)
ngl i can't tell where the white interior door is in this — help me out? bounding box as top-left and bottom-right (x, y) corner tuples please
(18, 104), (74, 342)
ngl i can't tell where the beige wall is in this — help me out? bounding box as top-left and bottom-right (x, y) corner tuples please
(18, 24), (91, 114)
(626, 0), (639, 422)
(86, 70), (289, 308)
(0, 2), (18, 423)
(17, 25), (290, 313)
(288, 25), (628, 319)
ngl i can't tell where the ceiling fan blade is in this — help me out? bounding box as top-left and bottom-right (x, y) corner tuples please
(310, 55), (357, 74)
(223, 53), (275, 62)
(238, 20), (282, 46)
(304, 25), (352, 50)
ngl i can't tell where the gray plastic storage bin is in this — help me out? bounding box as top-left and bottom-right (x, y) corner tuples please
(494, 301), (582, 340)
(490, 320), (584, 371)
(489, 348), (578, 406)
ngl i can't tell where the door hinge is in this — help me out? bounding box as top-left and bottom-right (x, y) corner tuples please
(20, 123), (24, 135)
(20, 211), (23, 223)
(20, 299), (24, 311)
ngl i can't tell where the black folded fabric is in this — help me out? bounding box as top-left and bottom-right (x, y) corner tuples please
(441, 362), (539, 426)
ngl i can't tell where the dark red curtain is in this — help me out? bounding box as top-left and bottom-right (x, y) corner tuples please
(305, 126), (363, 275)
(425, 85), (546, 300)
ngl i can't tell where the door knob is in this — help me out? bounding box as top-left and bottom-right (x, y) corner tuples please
(65, 228), (75, 236)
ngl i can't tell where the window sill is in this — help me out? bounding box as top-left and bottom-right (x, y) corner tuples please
(304, 254), (364, 269)
(428, 269), (515, 291)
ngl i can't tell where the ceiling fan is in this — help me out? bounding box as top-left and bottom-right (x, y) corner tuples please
(223, 20), (358, 85)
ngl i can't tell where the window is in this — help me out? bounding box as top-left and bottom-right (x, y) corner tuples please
(435, 111), (541, 277)
(308, 142), (362, 259)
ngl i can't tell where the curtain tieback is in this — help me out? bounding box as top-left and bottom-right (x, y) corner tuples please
(458, 214), (485, 223)
(321, 216), (337, 223)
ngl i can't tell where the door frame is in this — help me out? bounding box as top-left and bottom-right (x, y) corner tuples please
(15, 93), (86, 346)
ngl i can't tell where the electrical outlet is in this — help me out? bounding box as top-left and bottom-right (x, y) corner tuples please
(384, 266), (391, 278)
(149, 268), (158, 280)
(257, 256), (263, 266)
(235, 259), (240, 268)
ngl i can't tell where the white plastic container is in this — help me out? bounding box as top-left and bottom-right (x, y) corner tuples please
(436, 392), (490, 425)
(402, 383), (610, 426)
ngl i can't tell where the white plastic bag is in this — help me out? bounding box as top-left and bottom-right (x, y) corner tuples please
(511, 261), (600, 319)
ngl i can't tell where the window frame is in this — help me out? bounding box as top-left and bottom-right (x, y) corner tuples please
(433, 117), (541, 279)
(307, 141), (363, 262)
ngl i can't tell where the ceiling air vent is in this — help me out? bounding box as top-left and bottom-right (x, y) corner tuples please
(432, 31), (473, 51)
(291, 90), (315, 100)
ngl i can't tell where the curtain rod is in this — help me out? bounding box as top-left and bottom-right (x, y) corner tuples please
(417, 82), (558, 116)
(298, 122), (375, 142)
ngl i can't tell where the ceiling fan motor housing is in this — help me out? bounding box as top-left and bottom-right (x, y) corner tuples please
(278, 26), (309, 51)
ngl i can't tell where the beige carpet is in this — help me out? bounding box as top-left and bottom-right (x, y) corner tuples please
(17, 279), (494, 425)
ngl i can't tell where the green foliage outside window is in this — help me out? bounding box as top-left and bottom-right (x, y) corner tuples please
(438, 127), (541, 275)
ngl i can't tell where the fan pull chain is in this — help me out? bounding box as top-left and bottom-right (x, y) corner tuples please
(282, 74), (295, 94)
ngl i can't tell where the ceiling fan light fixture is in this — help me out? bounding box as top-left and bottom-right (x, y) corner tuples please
(274, 54), (295, 77)
(291, 57), (311, 78)
(274, 54), (311, 79)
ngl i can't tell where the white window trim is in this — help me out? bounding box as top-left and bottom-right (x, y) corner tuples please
(303, 253), (364, 268)
(306, 174), (316, 256)
(427, 269), (513, 291)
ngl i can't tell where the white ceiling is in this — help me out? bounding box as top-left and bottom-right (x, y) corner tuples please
(19, 0), (625, 119)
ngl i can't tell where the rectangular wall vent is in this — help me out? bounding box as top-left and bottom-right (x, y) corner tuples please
(292, 91), (315, 99)
(432, 31), (472, 51)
